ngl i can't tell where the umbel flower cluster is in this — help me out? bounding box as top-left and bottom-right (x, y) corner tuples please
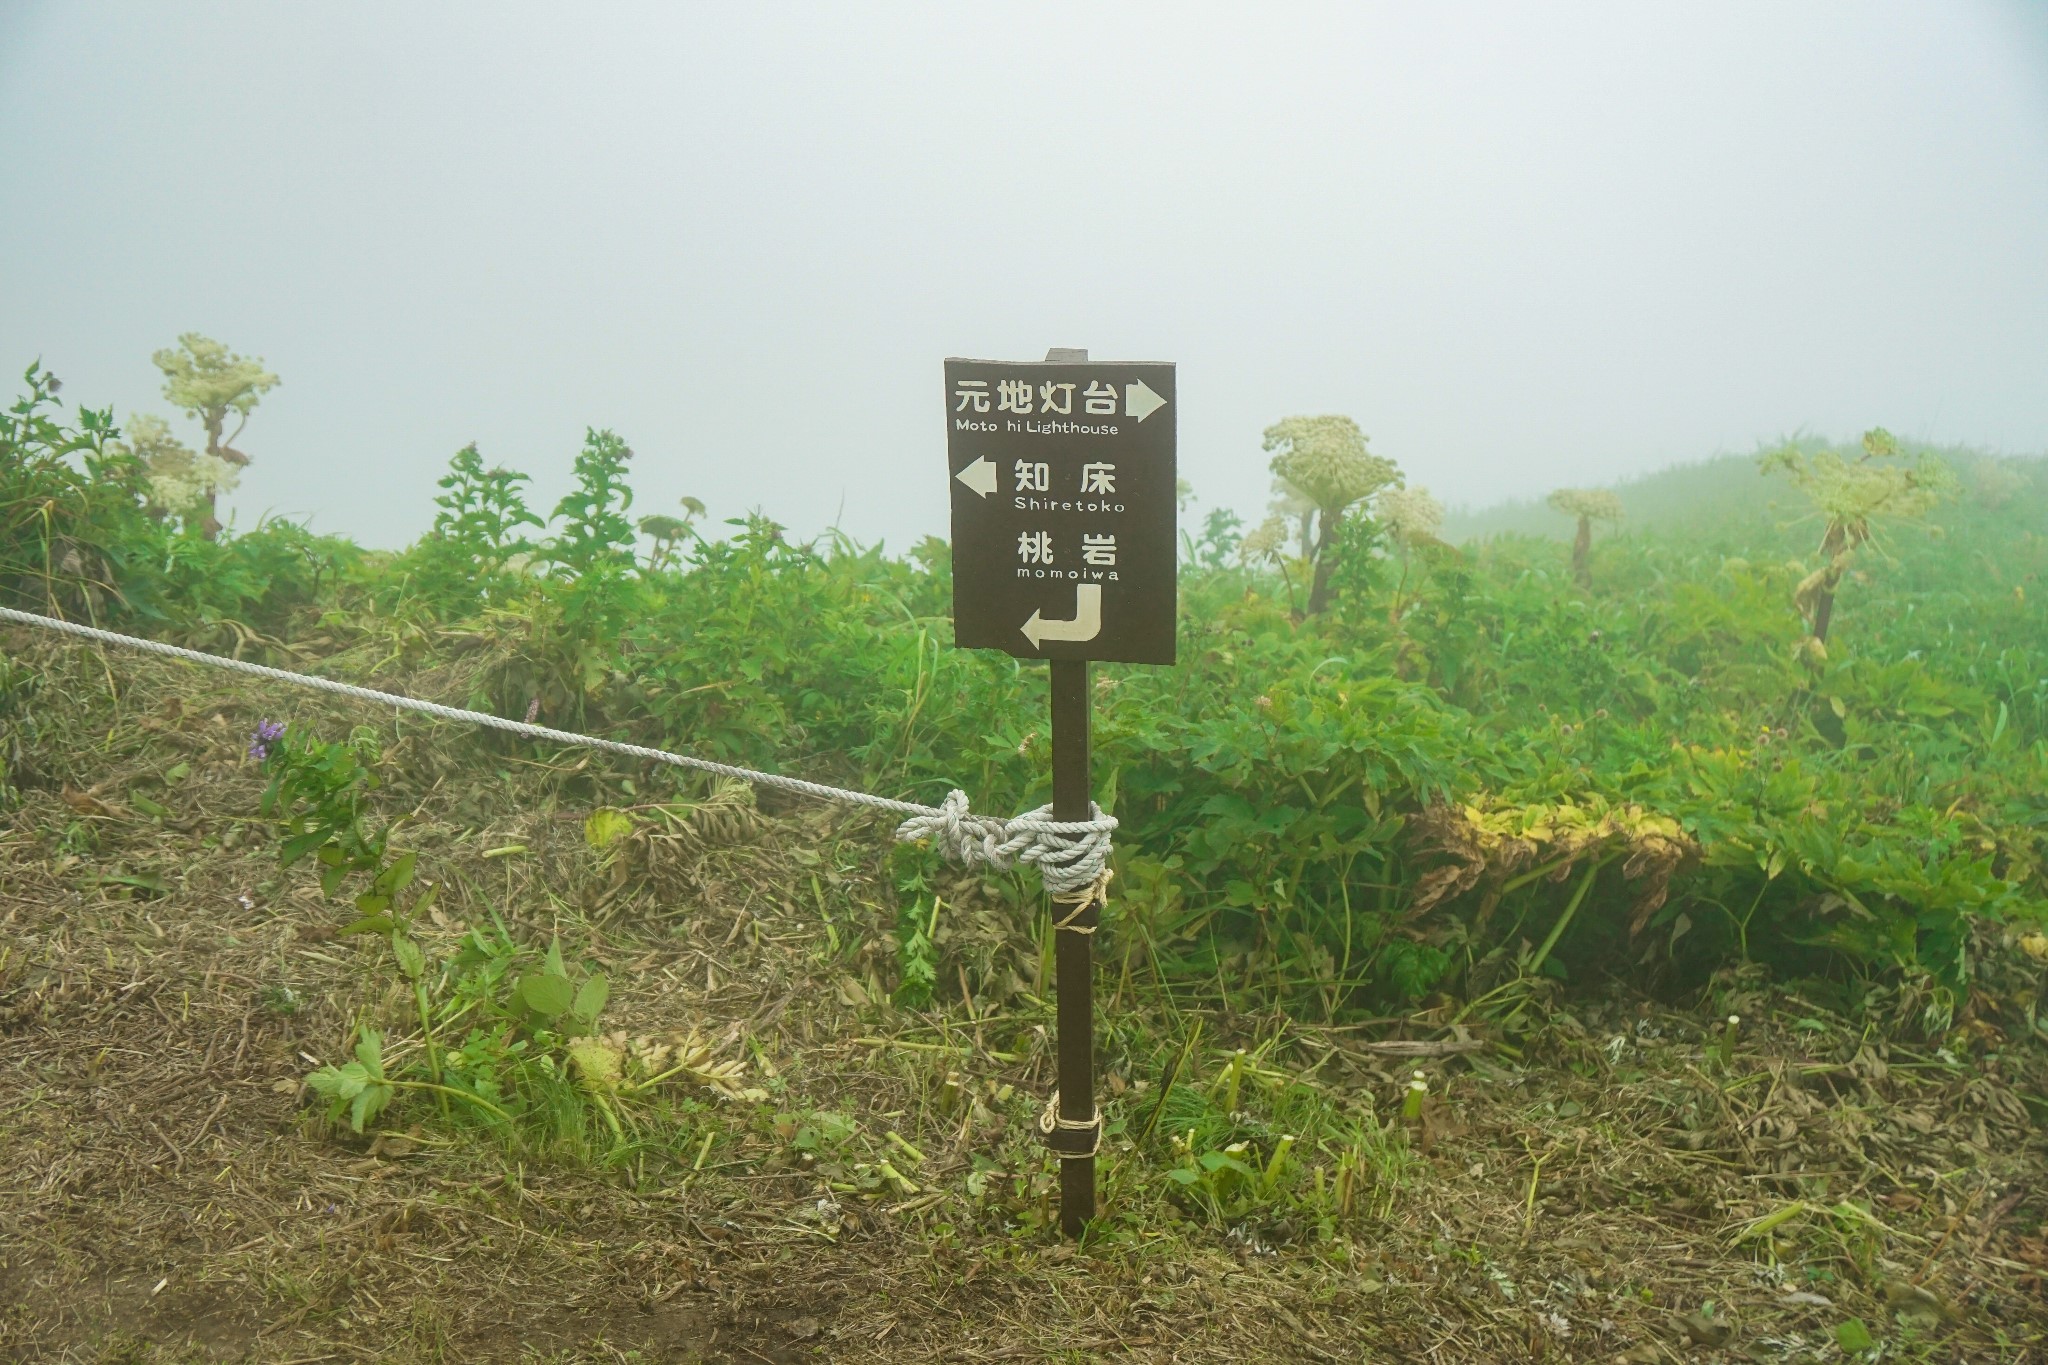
(113, 414), (242, 519)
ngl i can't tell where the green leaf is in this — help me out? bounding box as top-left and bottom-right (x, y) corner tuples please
(518, 973), (575, 1018)
(1836, 1318), (1875, 1352)
(572, 973), (610, 1024)
(584, 808), (636, 850)
(279, 830), (330, 866)
(338, 913), (395, 936)
(349, 1083), (390, 1134)
(354, 1028), (385, 1078)
(390, 934), (426, 980)
(378, 850), (418, 897)
(129, 793), (170, 819)
(163, 761), (191, 785)
(97, 871), (167, 894)
(306, 1062), (367, 1101)
(1198, 1150), (1256, 1176)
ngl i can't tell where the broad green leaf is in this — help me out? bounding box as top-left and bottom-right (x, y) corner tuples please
(338, 913), (395, 936)
(279, 830), (330, 866)
(378, 850), (418, 897)
(518, 973), (575, 1018)
(354, 1028), (385, 1078)
(573, 973), (610, 1024)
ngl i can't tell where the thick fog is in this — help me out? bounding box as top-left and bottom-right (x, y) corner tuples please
(3, 2), (2044, 550)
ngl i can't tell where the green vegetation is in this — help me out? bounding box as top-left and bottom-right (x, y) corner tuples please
(6, 350), (2047, 1360)
(7, 358), (2045, 1040)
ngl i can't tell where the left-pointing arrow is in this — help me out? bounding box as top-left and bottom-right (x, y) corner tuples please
(955, 456), (998, 498)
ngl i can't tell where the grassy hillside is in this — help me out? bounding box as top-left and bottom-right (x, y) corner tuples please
(7, 363), (2048, 1359)
(1442, 442), (2048, 552)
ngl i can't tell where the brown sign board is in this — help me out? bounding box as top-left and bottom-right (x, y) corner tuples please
(944, 358), (1177, 665)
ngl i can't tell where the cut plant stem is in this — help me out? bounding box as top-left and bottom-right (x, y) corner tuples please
(1717, 1014), (1741, 1069)
(1262, 1133), (1296, 1193)
(885, 1131), (926, 1167)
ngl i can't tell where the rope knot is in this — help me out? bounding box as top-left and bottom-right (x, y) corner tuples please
(1037, 1089), (1103, 1159)
(894, 790), (1116, 901)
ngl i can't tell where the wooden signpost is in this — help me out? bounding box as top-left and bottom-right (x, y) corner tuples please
(944, 348), (1177, 1235)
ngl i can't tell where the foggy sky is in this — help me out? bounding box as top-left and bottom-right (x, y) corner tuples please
(3, 2), (2045, 552)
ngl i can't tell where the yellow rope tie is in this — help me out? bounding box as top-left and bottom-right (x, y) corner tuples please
(1050, 868), (1112, 934)
(1037, 1089), (1103, 1160)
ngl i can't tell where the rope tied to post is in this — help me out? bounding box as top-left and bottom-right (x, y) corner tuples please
(891, 788), (1116, 902)
(1037, 1089), (1104, 1159)
(0, 606), (1116, 892)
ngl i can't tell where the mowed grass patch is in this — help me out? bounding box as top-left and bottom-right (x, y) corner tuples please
(3, 644), (2046, 1362)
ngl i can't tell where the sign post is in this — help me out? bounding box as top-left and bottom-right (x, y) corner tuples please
(944, 348), (1176, 1236)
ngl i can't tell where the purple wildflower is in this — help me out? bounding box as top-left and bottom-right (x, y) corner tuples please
(248, 719), (286, 761)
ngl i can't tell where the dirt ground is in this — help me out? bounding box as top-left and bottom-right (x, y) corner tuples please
(5, 635), (2048, 1363)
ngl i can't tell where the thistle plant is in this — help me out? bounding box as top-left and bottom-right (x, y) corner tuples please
(1546, 488), (1623, 590)
(1760, 428), (1954, 653)
(1260, 415), (1403, 615)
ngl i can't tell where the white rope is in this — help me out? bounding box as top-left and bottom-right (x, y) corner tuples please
(0, 606), (1115, 892)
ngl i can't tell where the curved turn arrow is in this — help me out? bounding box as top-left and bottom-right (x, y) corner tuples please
(1021, 584), (1102, 650)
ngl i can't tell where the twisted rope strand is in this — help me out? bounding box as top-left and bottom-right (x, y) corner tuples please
(0, 606), (1115, 888)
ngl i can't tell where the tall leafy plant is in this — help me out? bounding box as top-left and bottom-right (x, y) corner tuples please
(0, 364), (150, 615)
(148, 334), (279, 539)
(1261, 416), (1403, 615)
(1760, 429), (1953, 656)
(403, 442), (543, 615)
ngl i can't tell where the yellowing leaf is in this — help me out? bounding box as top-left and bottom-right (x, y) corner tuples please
(585, 808), (636, 850)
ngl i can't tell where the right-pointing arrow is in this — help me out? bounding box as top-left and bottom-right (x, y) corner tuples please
(1020, 584), (1103, 650)
(1124, 379), (1167, 422)
(954, 456), (998, 498)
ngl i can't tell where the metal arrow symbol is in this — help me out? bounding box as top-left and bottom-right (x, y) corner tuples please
(1123, 379), (1167, 422)
(954, 456), (999, 498)
(1020, 584), (1103, 650)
